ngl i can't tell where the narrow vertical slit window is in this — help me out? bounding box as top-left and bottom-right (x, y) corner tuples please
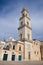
(20, 34), (22, 40)
(28, 52), (30, 60)
(28, 34), (29, 40)
(27, 22), (29, 26)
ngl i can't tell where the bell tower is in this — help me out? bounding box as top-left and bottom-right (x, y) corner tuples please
(18, 7), (32, 42)
(18, 8), (32, 60)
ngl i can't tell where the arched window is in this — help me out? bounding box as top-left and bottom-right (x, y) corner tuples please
(12, 55), (15, 61)
(3, 54), (8, 61)
(19, 46), (21, 51)
(13, 45), (15, 50)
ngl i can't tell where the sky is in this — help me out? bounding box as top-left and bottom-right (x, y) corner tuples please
(0, 0), (43, 40)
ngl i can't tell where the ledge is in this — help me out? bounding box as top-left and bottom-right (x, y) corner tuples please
(19, 16), (30, 20)
(18, 24), (32, 30)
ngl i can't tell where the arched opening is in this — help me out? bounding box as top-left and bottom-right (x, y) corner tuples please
(12, 55), (15, 61)
(19, 46), (21, 51)
(13, 45), (15, 50)
(3, 54), (8, 61)
(18, 55), (22, 61)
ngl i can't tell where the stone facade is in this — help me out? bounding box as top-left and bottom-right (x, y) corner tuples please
(0, 8), (43, 61)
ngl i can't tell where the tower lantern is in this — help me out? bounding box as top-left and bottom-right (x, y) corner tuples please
(21, 7), (28, 17)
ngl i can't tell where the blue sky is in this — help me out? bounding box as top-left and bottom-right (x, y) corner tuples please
(0, 0), (43, 40)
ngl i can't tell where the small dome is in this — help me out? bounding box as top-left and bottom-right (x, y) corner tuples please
(6, 37), (15, 42)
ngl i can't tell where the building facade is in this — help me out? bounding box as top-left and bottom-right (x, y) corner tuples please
(0, 8), (43, 61)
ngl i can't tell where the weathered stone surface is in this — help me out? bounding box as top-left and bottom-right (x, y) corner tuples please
(0, 61), (43, 65)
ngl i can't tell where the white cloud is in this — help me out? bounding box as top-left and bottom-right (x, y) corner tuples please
(30, 9), (43, 40)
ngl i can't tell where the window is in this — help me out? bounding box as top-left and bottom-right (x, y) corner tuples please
(28, 52), (30, 60)
(12, 55), (15, 61)
(3, 54), (8, 61)
(18, 55), (22, 61)
(28, 34), (29, 40)
(5, 51), (6, 53)
(37, 51), (38, 55)
(19, 46), (21, 51)
(13, 45), (15, 50)
(6, 45), (9, 50)
(20, 34), (22, 40)
(34, 51), (36, 54)
(21, 22), (23, 26)
(27, 22), (29, 26)
(34, 51), (38, 55)
(23, 14), (24, 17)
(26, 14), (27, 16)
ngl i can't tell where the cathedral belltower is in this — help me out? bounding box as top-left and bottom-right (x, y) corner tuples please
(18, 7), (32, 42)
(18, 8), (32, 60)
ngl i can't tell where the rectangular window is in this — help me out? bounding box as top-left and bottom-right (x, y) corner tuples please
(20, 34), (22, 40)
(3, 54), (8, 61)
(28, 52), (30, 60)
(21, 22), (23, 26)
(12, 55), (15, 61)
(27, 22), (29, 26)
(28, 34), (29, 40)
(18, 55), (22, 61)
(13, 45), (15, 50)
(19, 47), (21, 51)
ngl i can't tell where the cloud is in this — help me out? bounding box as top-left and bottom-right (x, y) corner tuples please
(0, 0), (43, 40)
(0, 9), (19, 40)
(30, 9), (43, 40)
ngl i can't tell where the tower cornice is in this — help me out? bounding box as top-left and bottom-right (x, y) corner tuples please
(19, 16), (30, 20)
(19, 38), (33, 43)
(18, 24), (32, 30)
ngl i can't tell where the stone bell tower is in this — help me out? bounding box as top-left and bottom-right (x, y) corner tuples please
(18, 8), (32, 61)
(18, 7), (32, 42)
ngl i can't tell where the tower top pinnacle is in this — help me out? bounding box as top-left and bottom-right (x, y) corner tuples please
(21, 7), (28, 13)
(19, 7), (30, 20)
